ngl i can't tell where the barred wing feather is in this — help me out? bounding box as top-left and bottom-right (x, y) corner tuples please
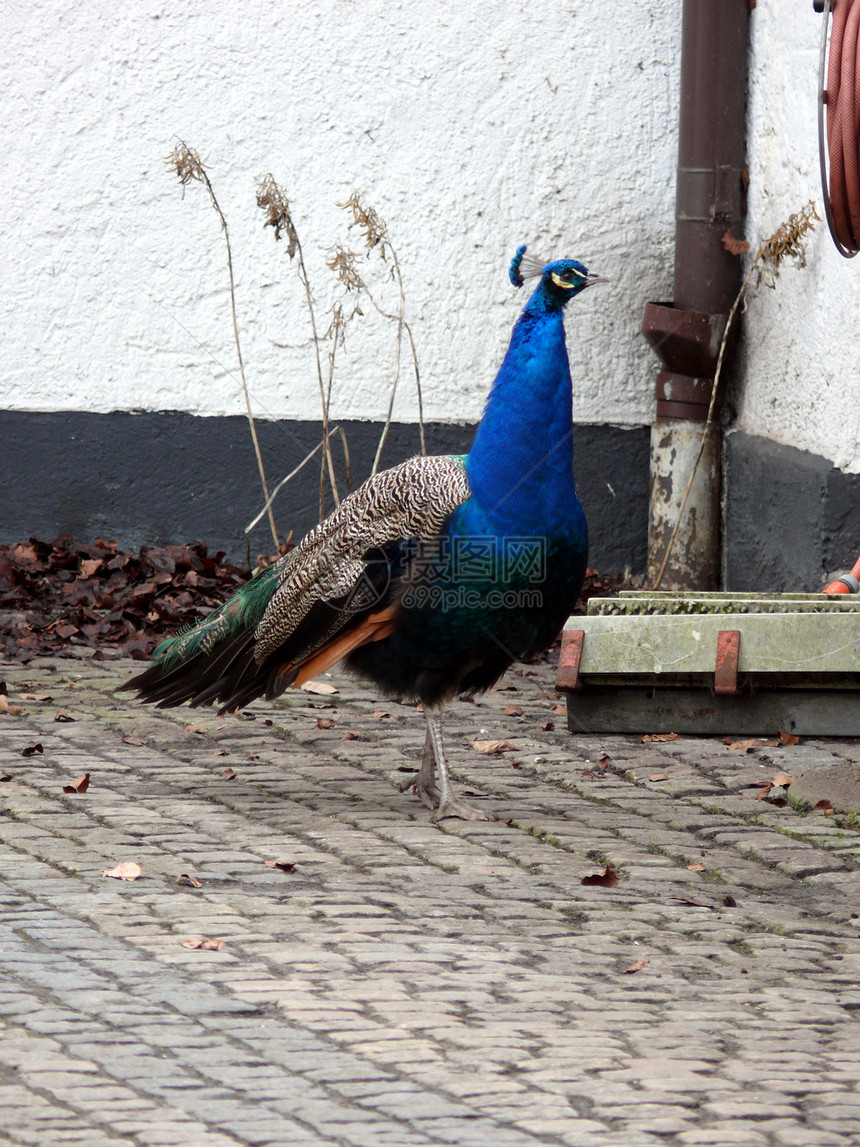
(121, 455), (469, 711)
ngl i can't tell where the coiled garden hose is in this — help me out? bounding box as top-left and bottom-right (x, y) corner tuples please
(817, 0), (860, 255)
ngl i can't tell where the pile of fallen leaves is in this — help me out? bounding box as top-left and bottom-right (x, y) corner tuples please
(572, 567), (626, 614)
(0, 539), (626, 665)
(0, 536), (249, 662)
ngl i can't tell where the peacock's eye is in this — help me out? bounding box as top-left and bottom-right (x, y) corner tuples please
(551, 268), (580, 288)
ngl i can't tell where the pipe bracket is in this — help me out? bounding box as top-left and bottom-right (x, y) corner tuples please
(677, 165), (745, 223)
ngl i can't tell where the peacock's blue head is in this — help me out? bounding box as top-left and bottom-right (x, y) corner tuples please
(509, 245), (607, 308)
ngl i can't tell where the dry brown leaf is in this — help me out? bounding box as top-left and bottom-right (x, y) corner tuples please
(722, 230), (751, 255)
(581, 866), (619, 888)
(265, 859), (297, 873)
(54, 711), (75, 723)
(17, 692), (52, 702)
(778, 731), (800, 746)
(770, 773), (794, 788)
(184, 724), (206, 735)
(624, 957), (650, 974)
(315, 717), (336, 730)
(214, 748), (228, 756)
(221, 767), (236, 780)
(0, 772), (12, 782)
(62, 772), (90, 793)
(121, 735), (146, 746)
(300, 679), (337, 695)
(21, 742), (44, 757)
(641, 732), (680, 742)
(341, 731), (359, 741)
(552, 704), (565, 715)
(176, 873), (203, 888)
(503, 704), (523, 717)
(727, 735), (785, 751)
(541, 720), (555, 731)
(80, 558), (102, 578)
(648, 772), (669, 782)
(597, 752), (612, 765)
(686, 862), (706, 872)
(813, 799), (835, 814)
(473, 739), (520, 754)
(102, 861), (141, 881)
(181, 936), (224, 950)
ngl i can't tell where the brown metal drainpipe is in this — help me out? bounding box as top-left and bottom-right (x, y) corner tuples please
(642, 0), (750, 589)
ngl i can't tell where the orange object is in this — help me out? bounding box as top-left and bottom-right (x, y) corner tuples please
(822, 553), (860, 593)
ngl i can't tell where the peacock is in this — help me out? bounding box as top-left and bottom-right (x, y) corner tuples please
(121, 246), (605, 819)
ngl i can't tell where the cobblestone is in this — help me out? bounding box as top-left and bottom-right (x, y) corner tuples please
(0, 655), (858, 1144)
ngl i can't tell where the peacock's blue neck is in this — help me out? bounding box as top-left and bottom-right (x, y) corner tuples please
(464, 291), (581, 538)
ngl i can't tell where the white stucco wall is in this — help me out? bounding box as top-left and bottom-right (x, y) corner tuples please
(3, 0), (679, 428)
(740, 1), (860, 473)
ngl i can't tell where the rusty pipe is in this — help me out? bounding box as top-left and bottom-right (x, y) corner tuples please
(644, 0), (750, 588)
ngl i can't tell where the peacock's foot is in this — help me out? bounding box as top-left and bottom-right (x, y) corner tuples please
(398, 772), (439, 808)
(431, 798), (491, 822)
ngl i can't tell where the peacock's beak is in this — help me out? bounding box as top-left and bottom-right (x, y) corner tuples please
(584, 274), (609, 287)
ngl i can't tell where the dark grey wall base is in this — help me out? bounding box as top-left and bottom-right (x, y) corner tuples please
(724, 431), (860, 592)
(0, 412), (649, 575)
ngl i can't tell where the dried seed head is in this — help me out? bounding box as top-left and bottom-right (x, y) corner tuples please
(256, 174), (299, 259)
(339, 192), (388, 256)
(324, 303), (347, 350)
(166, 141), (208, 187)
(759, 200), (820, 274)
(327, 244), (364, 291)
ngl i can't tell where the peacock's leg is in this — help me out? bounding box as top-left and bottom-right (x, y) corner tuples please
(424, 708), (490, 822)
(398, 725), (439, 808)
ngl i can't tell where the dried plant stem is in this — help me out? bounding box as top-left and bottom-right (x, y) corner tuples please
(331, 195), (425, 475)
(390, 246), (426, 457)
(355, 283), (423, 474)
(256, 173), (340, 519)
(244, 430), (343, 535)
(332, 425), (352, 493)
(292, 234), (341, 517)
(652, 201), (819, 590)
(170, 146), (279, 551)
(652, 257), (759, 590)
(369, 250), (425, 474)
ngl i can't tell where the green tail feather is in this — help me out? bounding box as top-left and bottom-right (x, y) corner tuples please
(152, 561), (282, 669)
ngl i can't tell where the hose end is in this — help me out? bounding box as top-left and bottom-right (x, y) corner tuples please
(822, 573), (860, 594)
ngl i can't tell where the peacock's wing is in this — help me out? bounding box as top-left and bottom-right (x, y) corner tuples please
(254, 454), (470, 662)
(120, 454), (470, 711)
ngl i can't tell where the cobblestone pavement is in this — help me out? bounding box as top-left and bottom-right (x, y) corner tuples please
(0, 655), (859, 1147)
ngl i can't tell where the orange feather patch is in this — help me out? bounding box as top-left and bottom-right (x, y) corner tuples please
(277, 605), (399, 688)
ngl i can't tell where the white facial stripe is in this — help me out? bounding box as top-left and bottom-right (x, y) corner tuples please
(550, 270), (583, 289)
